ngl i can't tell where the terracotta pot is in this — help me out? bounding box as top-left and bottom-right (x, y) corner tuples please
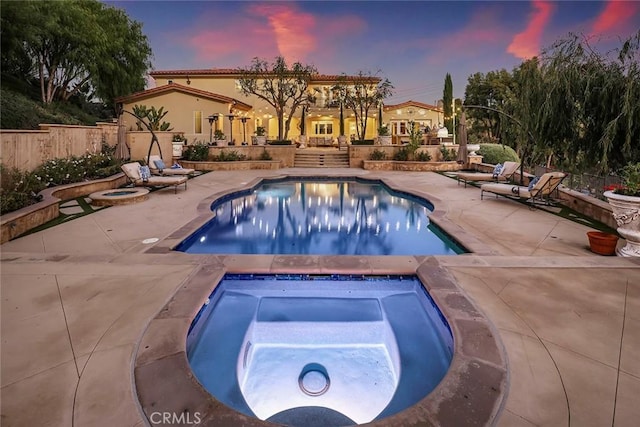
(586, 231), (619, 256)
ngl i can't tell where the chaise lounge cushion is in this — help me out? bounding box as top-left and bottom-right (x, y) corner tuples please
(457, 161), (521, 187)
(147, 155), (195, 176)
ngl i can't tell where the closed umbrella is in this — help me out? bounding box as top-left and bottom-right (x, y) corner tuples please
(456, 111), (468, 165)
(115, 113), (130, 160)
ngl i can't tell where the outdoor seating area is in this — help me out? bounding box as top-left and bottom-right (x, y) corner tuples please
(121, 162), (188, 193)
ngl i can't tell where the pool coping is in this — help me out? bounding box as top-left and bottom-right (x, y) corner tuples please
(133, 256), (509, 426)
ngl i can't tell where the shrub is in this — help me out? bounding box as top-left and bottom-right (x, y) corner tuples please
(0, 148), (124, 215)
(213, 150), (246, 162)
(414, 151), (432, 162)
(182, 142), (209, 161)
(0, 165), (44, 215)
(369, 149), (387, 160)
(477, 143), (520, 165)
(440, 146), (456, 161)
(258, 149), (273, 161)
(393, 147), (410, 161)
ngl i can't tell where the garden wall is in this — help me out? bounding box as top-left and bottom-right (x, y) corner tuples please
(206, 145), (296, 168)
(127, 131), (175, 165)
(363, 161), (464, 172)
(180, 160), (281, 171)
(348, 145), (458, 168)
(0, 173), (127, 243)
(0, 123), (118, 172)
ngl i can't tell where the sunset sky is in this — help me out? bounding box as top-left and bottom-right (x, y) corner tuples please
(107, 0), (639, 104)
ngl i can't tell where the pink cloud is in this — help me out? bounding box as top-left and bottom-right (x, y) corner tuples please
(591, 0), (640, 37)
(248, 3), (317, 63)
(179, 2), (366, 69)
(507, 1), (555, 60)
(183, 13), (278, 65)
(429, 6), (511, 55)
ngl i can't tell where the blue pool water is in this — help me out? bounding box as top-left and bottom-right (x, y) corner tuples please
(176, 178), (464, 255)
(187, 274), (453, 426)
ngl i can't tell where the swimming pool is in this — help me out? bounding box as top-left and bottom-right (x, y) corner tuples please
(187, 274), (453, 426)
(176, 177), (465, 255)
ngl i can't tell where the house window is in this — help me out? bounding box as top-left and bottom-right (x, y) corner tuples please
(313, 121), (333, 135)
(194, 111), (202, 134)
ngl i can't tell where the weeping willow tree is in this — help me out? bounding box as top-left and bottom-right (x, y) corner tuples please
(527, 32), (639, 173)
(464, 31), (640, 174)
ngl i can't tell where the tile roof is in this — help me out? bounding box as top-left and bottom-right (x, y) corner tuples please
(384, 100), (442, 112)
(149, 68), (380, 83)
(115, 83), (252, 110)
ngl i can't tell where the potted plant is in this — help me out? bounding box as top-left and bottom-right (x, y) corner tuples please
(378, 124), (391, 145)
(603, 162), (640, 257)
(214, 129), (227, 146)
(255, 126), (267, 145)
(172, 133), (186, 157)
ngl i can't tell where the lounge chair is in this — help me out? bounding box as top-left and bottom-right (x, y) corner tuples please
(121, 162), (188, 193)
(146, 155), (195, 176)
(480, 171), (566, 208)
(457, 161), (521, 187)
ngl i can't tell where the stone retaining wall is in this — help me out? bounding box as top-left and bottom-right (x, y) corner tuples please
(0, 173), (127, 244)
(180, 160), (281, 171)
(363, 160), (464, 172)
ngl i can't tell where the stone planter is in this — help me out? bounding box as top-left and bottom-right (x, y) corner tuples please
(378, 135), (392, 146)
(604, 190), (640, 257)
(255, 136), (266, 146)
(214, 139), (228, 146)
(467, 144), (480, 156)
(172, 141), (185, 157)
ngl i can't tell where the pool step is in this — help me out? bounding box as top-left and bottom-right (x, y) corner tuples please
(294, 150), (349, 168)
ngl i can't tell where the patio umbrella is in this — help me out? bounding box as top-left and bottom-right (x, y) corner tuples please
(456, 110), (468, 165)
(115, 113), (130, 160)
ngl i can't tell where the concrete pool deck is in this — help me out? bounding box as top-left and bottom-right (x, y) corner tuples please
(1, 169), (639, 426)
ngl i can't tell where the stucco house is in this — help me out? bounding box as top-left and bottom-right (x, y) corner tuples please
(116, 68), (442, 146)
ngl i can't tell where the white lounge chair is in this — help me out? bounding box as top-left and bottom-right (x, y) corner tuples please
(457, 161), (521, 187)
(121, 162), (188, 193)
(147, 155), (195, 176)
(480, 171), (566, 208)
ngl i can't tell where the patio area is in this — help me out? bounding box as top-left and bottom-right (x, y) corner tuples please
(1, 169), (639, 426)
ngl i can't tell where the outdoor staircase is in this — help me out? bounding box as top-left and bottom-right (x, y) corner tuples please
(294, 150), (349, 168)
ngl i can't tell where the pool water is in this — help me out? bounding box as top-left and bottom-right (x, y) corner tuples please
(187, 274), (453, 426)
(176, 178), (464, 255)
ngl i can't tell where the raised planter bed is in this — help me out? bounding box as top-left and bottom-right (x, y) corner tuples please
(363, 160), (464, 172)
(1, 173), (128, 244)
(180, 160), (281, 171)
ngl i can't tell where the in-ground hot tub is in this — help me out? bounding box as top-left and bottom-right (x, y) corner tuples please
(187, 274), (453, 426)
(89, 188), (149, 206)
